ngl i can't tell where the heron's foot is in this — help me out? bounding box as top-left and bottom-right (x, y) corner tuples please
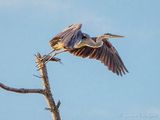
(36, 55), (62, 70)
(43, 55), (61, 64)
(48, 56), (62, 64)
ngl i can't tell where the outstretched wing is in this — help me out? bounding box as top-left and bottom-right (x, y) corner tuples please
(69, 39), (128, 76)
(49, 24), (84, 49)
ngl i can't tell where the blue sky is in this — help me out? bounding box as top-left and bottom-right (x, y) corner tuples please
(0, 0), (160, 120)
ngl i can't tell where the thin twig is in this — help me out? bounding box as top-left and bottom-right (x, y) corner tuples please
(0, 82), (45, 94)
(36, 53), (61, 120)
(33, 74), (42, 78)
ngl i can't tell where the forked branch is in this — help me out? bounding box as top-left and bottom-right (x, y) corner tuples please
(36, 53), (61, 120)
(0, 53), (61, 120)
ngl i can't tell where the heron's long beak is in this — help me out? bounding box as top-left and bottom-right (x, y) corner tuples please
(109, 34), (125, 38)
(110, 34), (125, 38)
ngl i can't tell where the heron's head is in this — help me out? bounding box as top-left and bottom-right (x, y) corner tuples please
(102, 33), (125, 39)
(82, 33), (91, 38)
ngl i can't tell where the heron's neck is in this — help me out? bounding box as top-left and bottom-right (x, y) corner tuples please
(91, 36), (103, 48)
(96, 36), (105, 42)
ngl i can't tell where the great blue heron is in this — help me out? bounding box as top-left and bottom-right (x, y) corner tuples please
(48, 23), (128, 76)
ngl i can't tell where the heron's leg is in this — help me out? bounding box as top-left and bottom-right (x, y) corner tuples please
(36, 50), (56, 68)
(44, 49), (68, 64)
(41, 49), (55, 61)
(54, 49), (68, 56)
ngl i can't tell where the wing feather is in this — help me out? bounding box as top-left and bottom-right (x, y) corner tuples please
(49, 24), (84, 49)
(69, 40), (128, 76)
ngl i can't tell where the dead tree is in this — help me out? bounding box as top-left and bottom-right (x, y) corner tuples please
(0, 53), (61, 120)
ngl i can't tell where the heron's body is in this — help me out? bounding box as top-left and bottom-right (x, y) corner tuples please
(49, 23), (128, 76)
(50, 33), (103, 50)
(52, 41), (65, 50)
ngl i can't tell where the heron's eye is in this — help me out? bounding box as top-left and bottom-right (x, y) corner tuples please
(82, 36), (87, 39)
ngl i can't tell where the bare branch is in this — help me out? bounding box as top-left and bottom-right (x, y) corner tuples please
(36, 53), (61, 120)
(33, 74), (42, 78)
(0, 53), (62, 120)
(0, 82), (45, 94)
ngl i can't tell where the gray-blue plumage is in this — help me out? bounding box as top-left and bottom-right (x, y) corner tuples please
(49, 23), (128, 76)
